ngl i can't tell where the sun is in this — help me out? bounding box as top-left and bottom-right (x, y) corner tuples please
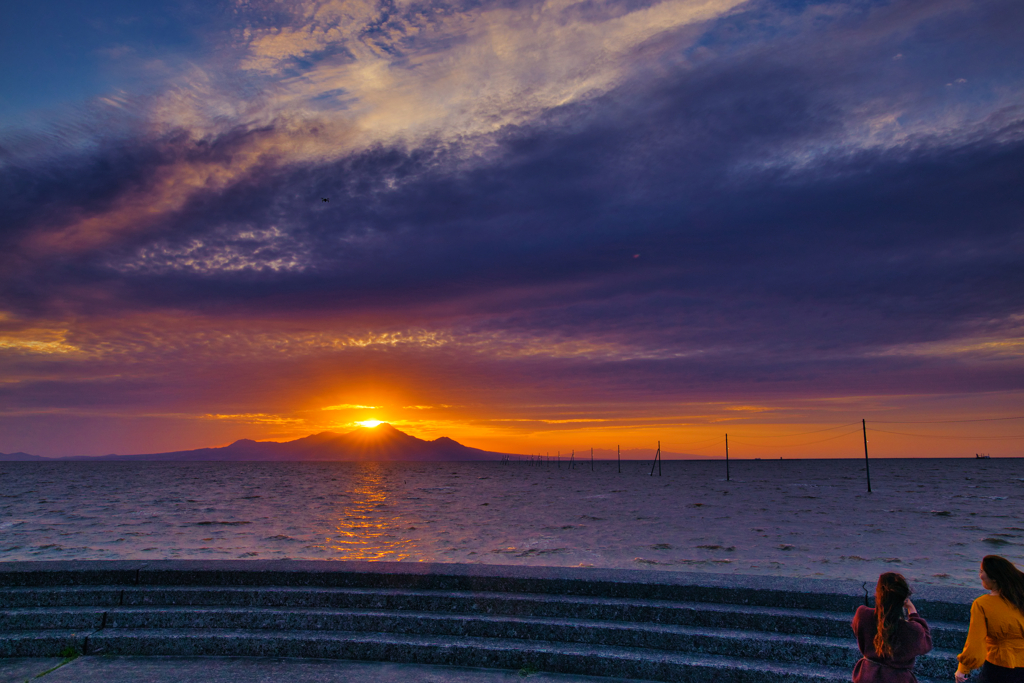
(357, 419), (383, 428)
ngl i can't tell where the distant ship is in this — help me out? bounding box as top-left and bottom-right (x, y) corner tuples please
(975, 453), (991, 459)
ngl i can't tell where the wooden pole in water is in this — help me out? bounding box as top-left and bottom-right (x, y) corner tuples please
(725, 433), (730, 481)
(862, 419), (872, 493)
(650, 441), (661, 476)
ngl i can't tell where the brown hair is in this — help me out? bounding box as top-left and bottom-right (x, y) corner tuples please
(873, 572), (911, 659)
(982, 555), (1024, 615)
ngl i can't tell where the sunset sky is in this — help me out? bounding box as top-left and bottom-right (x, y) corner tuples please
(1, 0), (1022, 459)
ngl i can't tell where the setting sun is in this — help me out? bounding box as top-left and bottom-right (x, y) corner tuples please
(357, 420), (383, 428)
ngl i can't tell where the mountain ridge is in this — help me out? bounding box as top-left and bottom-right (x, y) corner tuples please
(0, 424), (512, 462)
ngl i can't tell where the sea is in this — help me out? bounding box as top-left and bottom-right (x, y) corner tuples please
(2, 457), (1022, 586)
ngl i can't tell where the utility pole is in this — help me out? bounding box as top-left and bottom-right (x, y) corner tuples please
(649, 441), (661, 476)
(725, 433), (730, 482)
(862, 419), (872, 493)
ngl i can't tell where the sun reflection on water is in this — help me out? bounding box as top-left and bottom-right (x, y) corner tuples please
(318, 464), (417, 560)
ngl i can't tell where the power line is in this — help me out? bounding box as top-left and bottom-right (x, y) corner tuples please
(671, 423), (856, 451)
(731, 422), (859, 438)
(729, 428), (863, 449)
(678, 439), (727, 453)
(869, 428), (1024, 440)
(676, 435), (728, 448)
(679, 443), (726, 454)
(871, 415), (1024, 424)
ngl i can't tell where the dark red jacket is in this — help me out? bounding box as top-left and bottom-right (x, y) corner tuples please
(851, 605), (933, 683)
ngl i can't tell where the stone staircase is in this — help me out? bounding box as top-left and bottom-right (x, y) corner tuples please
(0, 561), (974, 682)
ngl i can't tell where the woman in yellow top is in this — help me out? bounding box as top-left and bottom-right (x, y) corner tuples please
(956, 555), (1024, 683)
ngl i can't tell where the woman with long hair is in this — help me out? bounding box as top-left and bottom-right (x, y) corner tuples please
(956, 555), (1024, 683)
(851, 572), (933, 682)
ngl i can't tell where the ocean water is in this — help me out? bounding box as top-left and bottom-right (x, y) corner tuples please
(1, 458), (1022, 586)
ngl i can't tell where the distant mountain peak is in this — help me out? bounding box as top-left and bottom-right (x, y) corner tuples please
(0, 451), (49, 461)
(1, 424), (515, 462)
(296, 431), (342, 443)
(354, 423), (400, 433)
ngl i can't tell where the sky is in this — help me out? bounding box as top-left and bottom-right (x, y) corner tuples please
(1, 0), (1023, 459)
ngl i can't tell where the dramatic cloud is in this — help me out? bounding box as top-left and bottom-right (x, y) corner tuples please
(1, 0), (1022, 456)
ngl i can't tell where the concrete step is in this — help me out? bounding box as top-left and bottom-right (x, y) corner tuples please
(99, 607), (870, 666)
(119, 586), (866, 637)
(0, 629), (91, 657)
(0, 606), (106, 631)
(69, 628), (887, 683)
(0, 587), (123, 608)
(0, 562), (974, 682)
(0, 607), (961, 679)
(0, 561), (977, 621)
(0, 585), (970, 649)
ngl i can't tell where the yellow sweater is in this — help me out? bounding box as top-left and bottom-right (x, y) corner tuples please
(957, 593), (1024, 673)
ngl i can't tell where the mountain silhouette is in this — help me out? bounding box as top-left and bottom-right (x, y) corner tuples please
(0, 424), (512, 462)
(0, 451), (48, 461)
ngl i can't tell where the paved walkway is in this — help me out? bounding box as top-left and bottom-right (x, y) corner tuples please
(1, 657), (647, 683)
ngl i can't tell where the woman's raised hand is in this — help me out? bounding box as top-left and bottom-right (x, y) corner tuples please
(904, 598), (917, 615)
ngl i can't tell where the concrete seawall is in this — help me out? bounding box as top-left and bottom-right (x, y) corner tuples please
(0, 560), (981, 618)
(1, 561), (979, 682)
